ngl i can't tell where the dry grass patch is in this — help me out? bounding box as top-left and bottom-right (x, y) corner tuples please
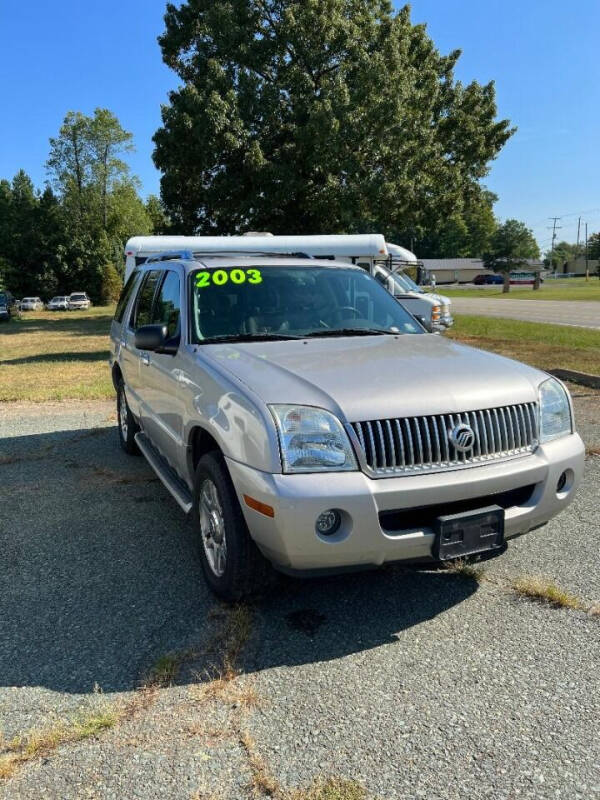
(286, 777), (368, 800)
(511, 576), (586, 611)
(586, 445), (600, 457)
(0, 709), (119, 779)
(239, 728), (280, 797)
(445, 559), (486, 583)
(0, 307), (115, 402)
(0, 689), (156, 781)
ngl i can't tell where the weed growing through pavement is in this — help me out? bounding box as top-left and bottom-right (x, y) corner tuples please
(511, 576), (586, 611)
(444, 558), (486, 583)
(0, 710), (119, 779)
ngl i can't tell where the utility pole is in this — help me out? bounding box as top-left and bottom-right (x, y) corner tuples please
(548, 217), (562, 273)
(585, 222), (589, 282)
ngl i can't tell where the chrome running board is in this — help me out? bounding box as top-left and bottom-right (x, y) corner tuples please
(135, 432), (193, 514)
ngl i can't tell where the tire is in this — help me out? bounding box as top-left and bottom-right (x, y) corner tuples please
(117, 381), (140, 455)
(193, 452), (271, 601)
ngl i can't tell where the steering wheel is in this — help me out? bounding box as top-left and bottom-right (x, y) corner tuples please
(338, 306), (361, 319)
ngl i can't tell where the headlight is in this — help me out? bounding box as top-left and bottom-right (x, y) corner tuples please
(270, 405), (358, 473)
(539, 378), (572, 443)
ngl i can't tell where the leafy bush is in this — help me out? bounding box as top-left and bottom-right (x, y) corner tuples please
(100, 262), (123, 305)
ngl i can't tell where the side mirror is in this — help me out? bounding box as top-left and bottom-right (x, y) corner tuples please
(135, 324), (179, 354)
(414, 314), (433, 333)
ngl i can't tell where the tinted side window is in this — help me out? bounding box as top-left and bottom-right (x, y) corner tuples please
(114, 272), (138, 322)
(131, 270), (161, 329)
(151, 270), (181, 339)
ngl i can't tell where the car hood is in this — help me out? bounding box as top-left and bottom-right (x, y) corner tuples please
(202, 335), (546, 421)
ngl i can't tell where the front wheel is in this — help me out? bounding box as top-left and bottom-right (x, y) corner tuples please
(193, 453), (271, 601)
(117, 381), (140, 455)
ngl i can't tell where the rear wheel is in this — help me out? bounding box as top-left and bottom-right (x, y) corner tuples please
(193, 452), (271, 601)
(117, 381), (140, 455)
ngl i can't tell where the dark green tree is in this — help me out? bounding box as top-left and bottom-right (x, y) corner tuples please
(145, 194), (170, 234)
(153, 1), (513, 238)
(544, 240), (578, 272)
(587, 232), (600, 261)
(483, 219), (540, 293)
(417, 187), (497, 257)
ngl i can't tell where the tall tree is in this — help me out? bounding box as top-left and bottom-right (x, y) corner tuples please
(88, 109), (134, 230)
(153, 1), (513, 238)
(47, 111), (91, 222)
(47, 109), (136, 234)
(483, 219), (540, 293)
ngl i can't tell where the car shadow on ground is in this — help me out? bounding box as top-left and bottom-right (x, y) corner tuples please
(0, 315), (113, 336)
(1, 350), (110, 366)
(0, 426), (478, 696)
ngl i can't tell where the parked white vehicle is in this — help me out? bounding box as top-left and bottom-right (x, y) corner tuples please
(370, 247), (453, 328)
(47, 295), (70, 311)
(68, 292), (91, 310)
(20, 297), (44, 311)
(124, 235), (452, 332)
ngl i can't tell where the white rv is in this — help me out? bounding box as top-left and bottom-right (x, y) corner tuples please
(124, 234), (452, 331)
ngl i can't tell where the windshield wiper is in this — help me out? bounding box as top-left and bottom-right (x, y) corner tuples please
(303, 328), (398, 338)
(198, 332), (303, 345)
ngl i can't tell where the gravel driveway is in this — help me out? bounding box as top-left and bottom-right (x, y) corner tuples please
(1, 394), (598, 799)
(450, 297), (600, 329)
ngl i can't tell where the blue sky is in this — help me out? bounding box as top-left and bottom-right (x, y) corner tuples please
(1, 0), (598, 253)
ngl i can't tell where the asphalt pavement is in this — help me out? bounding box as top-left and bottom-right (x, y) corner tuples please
(449, 297), (600, 329)
(0, 396), (599, 799)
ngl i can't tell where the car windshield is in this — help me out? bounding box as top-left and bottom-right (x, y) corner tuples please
(23, 298), (35, 302)
(385, 268), (423, 294)
(190, 264), (424, 343)
(71, 294), (86, 300)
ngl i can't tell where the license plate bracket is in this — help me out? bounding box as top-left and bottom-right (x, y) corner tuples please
(433, 505), (505, 561)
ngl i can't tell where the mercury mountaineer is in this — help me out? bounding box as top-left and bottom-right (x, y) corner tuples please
(109, 251), (584, 600)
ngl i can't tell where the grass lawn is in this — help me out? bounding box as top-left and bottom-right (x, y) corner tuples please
(440, 277), (600, 301)
(1, 306), (599, 403)
(0, 306), (115, 402)
(448, 315), (600, 375)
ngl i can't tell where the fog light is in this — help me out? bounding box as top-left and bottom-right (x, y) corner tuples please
(556, 471), (568, 493)
(316, 509), (341, 536)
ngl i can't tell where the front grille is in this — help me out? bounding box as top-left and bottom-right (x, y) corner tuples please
(350, 402), (538, 476)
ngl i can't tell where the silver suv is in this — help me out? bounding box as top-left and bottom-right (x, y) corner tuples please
(109, 255), (584, 600)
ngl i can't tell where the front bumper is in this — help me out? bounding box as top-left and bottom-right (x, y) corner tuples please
(227, 433), (585, 571)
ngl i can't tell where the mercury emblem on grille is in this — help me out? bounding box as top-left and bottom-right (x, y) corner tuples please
(449, 422), (476, 453)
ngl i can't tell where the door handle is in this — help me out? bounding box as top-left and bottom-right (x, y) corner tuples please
(140, 353), (150, 366)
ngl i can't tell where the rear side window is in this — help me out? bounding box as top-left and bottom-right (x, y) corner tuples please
(130, 270), (161, 329)
(151, 270), (181, 339)
(114, 272), (139, 322)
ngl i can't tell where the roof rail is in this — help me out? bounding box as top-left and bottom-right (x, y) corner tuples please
(192, 250), (312, 259)
(145, 250), (194, 264)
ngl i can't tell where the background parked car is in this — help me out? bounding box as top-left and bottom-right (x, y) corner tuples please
(47, 295), (70, 311)
(20, 296), (44, 311)
(68, 292), (91, 310)
(473, 273), (504, 285)
(0, 290), (18, 320)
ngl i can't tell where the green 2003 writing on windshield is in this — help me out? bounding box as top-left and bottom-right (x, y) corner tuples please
(195, 268), (263, 288)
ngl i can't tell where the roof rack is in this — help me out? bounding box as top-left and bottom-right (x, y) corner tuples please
(145, 250), (194, 264)
(192, 250), (312, 259)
